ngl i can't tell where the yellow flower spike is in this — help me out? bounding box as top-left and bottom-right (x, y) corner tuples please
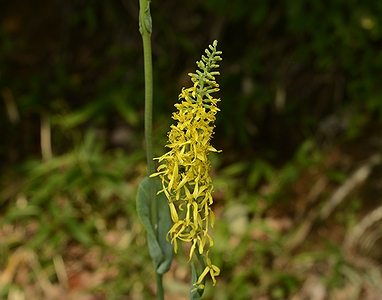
(151, 40), (222, 287)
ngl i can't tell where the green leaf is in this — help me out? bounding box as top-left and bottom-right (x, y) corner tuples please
(190, 262), (204, 300)
(136, 177), (172, 274)
(156, 185), (173, 274)
(190, 251), (207, 299)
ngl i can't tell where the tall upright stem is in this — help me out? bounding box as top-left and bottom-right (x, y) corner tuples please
(139, 1), (164, 299)
(139, 0), (156, 222)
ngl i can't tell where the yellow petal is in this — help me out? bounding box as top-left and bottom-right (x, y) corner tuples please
(169, 202), (178, 223)
(195, 266), (209, 285)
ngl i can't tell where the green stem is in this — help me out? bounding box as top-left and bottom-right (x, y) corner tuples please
(156, 272), (165, 298)
(139, 1), (164, 299)
(139, 0), (156, 206)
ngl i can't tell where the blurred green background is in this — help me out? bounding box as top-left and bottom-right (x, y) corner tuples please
(1, 0), (382, 299)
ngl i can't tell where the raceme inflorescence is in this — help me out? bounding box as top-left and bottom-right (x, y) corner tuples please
(151, 40), (222, 287)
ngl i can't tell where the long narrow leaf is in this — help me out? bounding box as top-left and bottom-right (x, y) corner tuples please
(136, 177), (172, 274)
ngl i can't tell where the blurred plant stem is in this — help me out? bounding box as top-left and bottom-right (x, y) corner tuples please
(139, 0), (164, 299)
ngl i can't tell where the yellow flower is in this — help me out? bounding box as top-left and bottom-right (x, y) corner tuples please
(195, 251), (220, 286)
(151, 40), (222, 285)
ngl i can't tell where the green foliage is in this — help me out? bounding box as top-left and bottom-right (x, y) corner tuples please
(0, 127), (151, 298)
(190, 261), (205, 300)
(6, 130), (138, 247)
(136, 177), (173, 274)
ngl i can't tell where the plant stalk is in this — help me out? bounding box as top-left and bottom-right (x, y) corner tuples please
(139, 1), (164, 299)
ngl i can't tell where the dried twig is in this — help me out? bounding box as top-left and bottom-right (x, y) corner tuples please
(319, 154), (381, 219)
(344, 205), (382, 251)
(285, 154), (381, 252)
